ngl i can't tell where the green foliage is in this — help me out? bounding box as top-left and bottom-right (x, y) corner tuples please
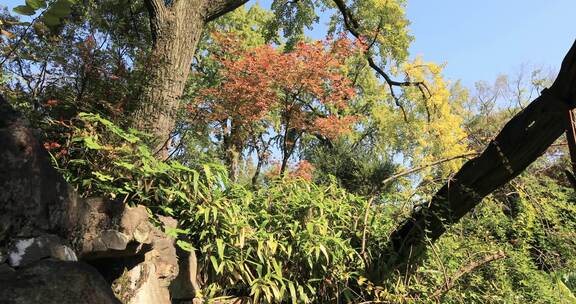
(13, 0), (76, 29)
(304, 139), (396, 195)
(187, 178), (370, 302)
(52, 113), (385, 302)
(50, 112), (576, 303)
(51, 113), (224, 218)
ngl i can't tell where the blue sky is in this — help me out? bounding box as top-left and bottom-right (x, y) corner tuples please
(405, 1), (576, 87)
(253, 0), (576, 87)
(4, 0), (575, 87)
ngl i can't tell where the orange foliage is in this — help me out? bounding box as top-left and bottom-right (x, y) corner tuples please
(265, 160), (316, 181)
(193, 34), (358, 137)
(191, 33), (360, 177)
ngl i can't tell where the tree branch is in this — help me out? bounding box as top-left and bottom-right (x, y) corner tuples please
(383, 39), (576, 277)
(204, 0), (249, 22)
(332, 0), (430, 112)
(380, 152), (480, 186)
(431, 250), (506, 299)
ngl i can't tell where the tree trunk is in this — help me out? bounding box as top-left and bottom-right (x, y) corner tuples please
(131, 0), (249, 158)
(131, 1), (205, 158)
(222, 120), (242, 182)
(227, 140), (241, 182)
(378, 40), (576, 278)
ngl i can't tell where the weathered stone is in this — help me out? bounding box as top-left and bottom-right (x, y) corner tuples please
(51, 244), (79, 262)
(0, 263), (15, 275)
(158, 215), (178, 230)
(0, 98), (181, 304)
(0, 259), (120, 304)
(0, 104), (80, 247)
(7, 235), (77, 267)
(170, 248), (201, 301)
(120, 205), (150, 235)
(99, 230), (130, 251)
(103, 221), (179, 304)
(133, 222), (151, 244)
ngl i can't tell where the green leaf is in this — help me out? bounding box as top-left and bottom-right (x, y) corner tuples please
(26, 0), (47, 9)
(114, 161), (135, 170)
(170, 161), (193, 172)
(176, 240), (194, 252)
(288, 281), (297, 304)
(42, 14), (60, 27)
(13, 5), (36, 16)
(216, 238), (225, 259)
(210, 256), (220, 274)
(83, 136), (103, 150)
(92, 171), (113, 182)
(319, 244), (329, 262)
(46, 0), (72, 18)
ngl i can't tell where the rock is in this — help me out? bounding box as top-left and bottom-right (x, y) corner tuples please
(170, 248), (201, 301)
(0, 99), (181, 304)
(158, 215), (178, 230)
(0, 259), (120, 304)
(7, 235), (77, 267)
(99, 230), (130, 251)
(0, 263), (15, 275)
(0, 104), (81, 247)
(120, 205), (150, 236)
(111, 223), (179, 304)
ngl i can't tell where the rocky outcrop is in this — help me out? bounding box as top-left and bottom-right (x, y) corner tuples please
(0, 97), (188, 303)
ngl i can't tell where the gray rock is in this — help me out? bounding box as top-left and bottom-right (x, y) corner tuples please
(0, 263), (15, 275)
(7, 235), (77, 267)
(0, 259), (120, 304)
(99, 230), (130, 251)
(170, 248), (201, 301)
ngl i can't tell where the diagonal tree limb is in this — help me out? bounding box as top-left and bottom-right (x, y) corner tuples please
(380, 152), (481, 186)
(377, 40), (576, 280)
(204, 0), (250, 22)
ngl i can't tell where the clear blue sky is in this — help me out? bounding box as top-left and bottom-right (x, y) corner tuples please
(405, 1), (576, 86)
(4, 0), (575, 86)
(254, 0), (576, 86)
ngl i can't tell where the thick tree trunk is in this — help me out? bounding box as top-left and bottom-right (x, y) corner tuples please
(378, 40), (576, 278)
(131, 0), (248, 158)
(131, 1), (205, 157)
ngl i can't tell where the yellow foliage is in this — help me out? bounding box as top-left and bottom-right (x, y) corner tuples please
(371, 58), (470, 178)
(404, 58), (470, 175)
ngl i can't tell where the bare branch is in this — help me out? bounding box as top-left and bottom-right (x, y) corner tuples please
(431, 251), (506, 299)
(381, 152), (480, 186)
(332, 0), (430, 108)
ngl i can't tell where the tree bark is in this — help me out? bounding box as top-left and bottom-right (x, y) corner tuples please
(380, 40), (576, 276)
(131, 0), (248, 158)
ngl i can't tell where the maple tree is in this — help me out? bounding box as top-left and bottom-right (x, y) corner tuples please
(191, 34), (359, 181)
